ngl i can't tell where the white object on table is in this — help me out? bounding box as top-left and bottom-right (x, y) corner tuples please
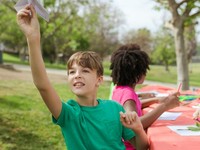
(167, 125), (200, 136)
(158, 112), (182, 120)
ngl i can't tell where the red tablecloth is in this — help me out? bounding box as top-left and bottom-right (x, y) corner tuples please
(144, 100), (200, 150)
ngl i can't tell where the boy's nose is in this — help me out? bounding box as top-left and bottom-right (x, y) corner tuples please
(75, 71), (81, 78)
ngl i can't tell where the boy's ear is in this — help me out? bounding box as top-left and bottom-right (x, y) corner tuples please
(96, 76), (103, 86)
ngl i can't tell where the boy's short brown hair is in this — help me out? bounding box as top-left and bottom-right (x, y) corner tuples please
(67, 51), (104, 77)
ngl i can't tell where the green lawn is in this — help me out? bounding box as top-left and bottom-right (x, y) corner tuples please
(145, 64), (200, 87)
(4, 52), (200, 87)
(0, 77), (111, 150)
(1, 53), (200, 149)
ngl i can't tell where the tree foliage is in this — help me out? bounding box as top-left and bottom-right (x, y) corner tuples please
(151, 28), (176, 71)
(121, 28), (152, 54)
(0, 0), (123, 63)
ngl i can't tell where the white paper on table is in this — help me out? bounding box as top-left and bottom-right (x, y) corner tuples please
(167, 125), (200, 136)
(14, 0), (49, 22)
(158, 112), (182, 120)
(156, 93), (169, 97)
(136, 91), (169, 98)
(192, 104), (200, 109)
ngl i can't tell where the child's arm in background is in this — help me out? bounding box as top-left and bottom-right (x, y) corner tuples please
(123, 92), (180, 129)
(120, 112), (149, 150)
(140, 97), (161, 108)
(17, 5), (62, 119)
(141, 92), (180, 129)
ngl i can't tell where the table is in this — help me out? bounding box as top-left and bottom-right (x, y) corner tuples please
(144, 99), (200, 150)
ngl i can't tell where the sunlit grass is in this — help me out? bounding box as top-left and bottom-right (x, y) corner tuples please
(3, 52), (200, 86)
(146, 64), (200, 86)
(0, 77), (111, 150)
(0, 80), (66, 149)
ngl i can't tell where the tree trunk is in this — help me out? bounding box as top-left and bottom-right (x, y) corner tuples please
(174, 27), (189, 90)
(0, 51), (3, 64)
(164, 60), (169, 72)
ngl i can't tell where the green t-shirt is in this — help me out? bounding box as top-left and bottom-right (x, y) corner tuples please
(53, 99), (135, 150)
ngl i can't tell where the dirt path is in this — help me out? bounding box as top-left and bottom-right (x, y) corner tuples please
(0, 65), (67, 83)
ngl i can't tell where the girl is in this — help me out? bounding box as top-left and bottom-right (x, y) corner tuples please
(110, 44), (180, 150)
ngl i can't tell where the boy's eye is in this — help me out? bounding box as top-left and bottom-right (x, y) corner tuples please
(69, 70), (75, 74)
(83, 69), (89, 73)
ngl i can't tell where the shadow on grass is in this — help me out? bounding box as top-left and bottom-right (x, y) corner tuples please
(0, 97), (24, 110)
(0, 117), (56, 150)
(0, 97), (63, 150)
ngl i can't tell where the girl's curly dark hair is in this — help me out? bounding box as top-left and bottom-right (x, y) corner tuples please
(110, 44), (150, 86)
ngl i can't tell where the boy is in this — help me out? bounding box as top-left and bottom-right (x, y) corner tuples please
(16, 5), (149, 150)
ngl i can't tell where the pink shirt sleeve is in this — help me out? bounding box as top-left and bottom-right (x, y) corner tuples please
(112, 86), (142, 116)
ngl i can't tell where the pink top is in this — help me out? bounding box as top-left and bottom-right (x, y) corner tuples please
(112, 86), (142, 150)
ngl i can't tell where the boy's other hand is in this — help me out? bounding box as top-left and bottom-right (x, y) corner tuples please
(120, 111), (143, 132)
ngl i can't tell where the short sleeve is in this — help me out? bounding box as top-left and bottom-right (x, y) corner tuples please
(52, 100), (80, 127)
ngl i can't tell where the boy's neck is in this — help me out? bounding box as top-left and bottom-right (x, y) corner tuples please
(76, 96), (98, 106)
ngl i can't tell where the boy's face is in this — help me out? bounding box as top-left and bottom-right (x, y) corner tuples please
(67, 62), (103, 97)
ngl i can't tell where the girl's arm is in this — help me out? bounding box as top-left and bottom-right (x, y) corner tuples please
(123, 93), (179, 129)
(140, 97), (160, 108)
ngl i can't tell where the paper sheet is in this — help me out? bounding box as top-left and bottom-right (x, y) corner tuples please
(168, 125), (200, 136)
(192, 104), (200, 109)
(158, 112), (182, 120)
(14, 0), (49, 22)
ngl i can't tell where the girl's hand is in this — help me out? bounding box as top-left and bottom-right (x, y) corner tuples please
(17, 4), (40, 37)
(159, 92), (180, 110)
(120, 111), (143, 132)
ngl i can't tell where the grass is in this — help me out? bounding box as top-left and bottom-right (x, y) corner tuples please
(1, 53), (199, 149)
(146, 64), (200, 87)
(0, 75), (111, 150)
(3, 52), (200, 87)
(0, 80), (64, 150)
(3, 53), (66, 70)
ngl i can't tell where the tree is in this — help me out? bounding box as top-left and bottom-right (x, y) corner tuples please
(85, 1), (123, 57)
(184, 22), (198, 62)
(0, 0), (122, 63)
(121, 28), (152, 54)
(151, 28), (176, 71)
(0, 1), (26, 52)
(155, 0), (200, 90)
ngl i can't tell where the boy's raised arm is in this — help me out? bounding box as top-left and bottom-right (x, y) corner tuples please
(17, 4), (62, 119)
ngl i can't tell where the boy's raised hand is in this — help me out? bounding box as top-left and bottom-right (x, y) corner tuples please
(17, 4), (40, 37)
(120, 111), (143, 132)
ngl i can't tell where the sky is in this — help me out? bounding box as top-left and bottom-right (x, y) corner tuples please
(113, 0), (200, 40)
(113, 0), (168, 32)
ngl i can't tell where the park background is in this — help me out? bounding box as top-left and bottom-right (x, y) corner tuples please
(0, 0), (200, 149)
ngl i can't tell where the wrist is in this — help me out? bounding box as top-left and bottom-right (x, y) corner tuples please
(159, 102), (168, 111)
(132, 124), (144, 133)
(27, 33), (40, 43)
